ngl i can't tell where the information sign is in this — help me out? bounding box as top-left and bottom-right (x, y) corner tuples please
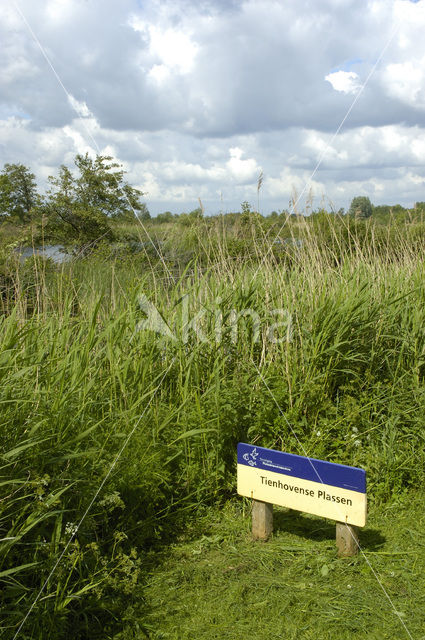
(237, 443), (367, 527)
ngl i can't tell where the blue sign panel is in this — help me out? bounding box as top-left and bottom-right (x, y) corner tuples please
(237, 443), (366, 493)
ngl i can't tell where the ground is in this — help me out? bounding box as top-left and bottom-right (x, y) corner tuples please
(144, 493), (425, 640)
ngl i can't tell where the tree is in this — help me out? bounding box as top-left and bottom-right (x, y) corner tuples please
(137, 203), (151, 221)
(43, 154), (146, 246)
(155, 211), (174, 224)
(0, 163), (38, 223)
(73, 154), (145, 220)
(43, 164), (112, 246)
(349, 196), (373, 219)
(188, 207), (203, 220)
(0, 174), (12, 219)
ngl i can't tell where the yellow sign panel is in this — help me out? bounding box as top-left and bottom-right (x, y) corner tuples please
(237, 464), (367, 527)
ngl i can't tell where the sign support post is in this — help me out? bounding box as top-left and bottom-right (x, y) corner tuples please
(336, 522), (359, 557)
(252, 499), (273, 540)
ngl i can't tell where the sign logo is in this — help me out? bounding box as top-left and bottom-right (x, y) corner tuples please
(242, 447), (259, 467)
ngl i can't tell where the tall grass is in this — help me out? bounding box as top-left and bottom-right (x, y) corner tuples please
(1, 214), (425, 637)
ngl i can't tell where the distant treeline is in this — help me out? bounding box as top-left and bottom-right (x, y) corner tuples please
(152, 198), (425, 224)
(1, 155), (425, 250)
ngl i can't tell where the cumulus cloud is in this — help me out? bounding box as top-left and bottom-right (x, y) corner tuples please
(0, 0), (425, 214)
(226, 148), (259, 183)
(383, 60), (425, 108)
(325, 71), (361, 95)
(68, 95), (92, 118)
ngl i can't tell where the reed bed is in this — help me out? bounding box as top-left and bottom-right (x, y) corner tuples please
(1, 214), (425, 638)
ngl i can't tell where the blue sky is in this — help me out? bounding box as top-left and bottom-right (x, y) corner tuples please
(0, 0), (425, 215)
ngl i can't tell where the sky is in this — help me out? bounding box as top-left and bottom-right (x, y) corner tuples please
(0, 0), (425, 216)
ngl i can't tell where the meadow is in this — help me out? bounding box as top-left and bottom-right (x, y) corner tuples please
(1, 211), (425, 639)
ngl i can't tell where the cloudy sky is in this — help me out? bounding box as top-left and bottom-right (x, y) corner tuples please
(0, 0), (424, 215)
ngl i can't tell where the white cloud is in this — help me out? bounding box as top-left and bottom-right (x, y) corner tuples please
(68, 95), (92, 118)
(148, 26), (199, 73)
(130, 16), (199, 75)
(61, 126), (97, 158)
(383, 60), (425, 108)
(379, 0), (425, 108)
(1, 0), (425, 215)
(325, 70), (360, 95)
(147, 64), (171, 85)
(267, 168), (324, 200)
(302, 124), (425, 169)
(45, 0), (75, 24)
(226, 147), (259, 183)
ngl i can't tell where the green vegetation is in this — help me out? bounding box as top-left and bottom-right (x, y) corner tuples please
(1, 155), (425, 252)
(1, 170), (425, 638)
(0, 156), (148, 251)
(144, 496), (425, 639)
(348, 196), (373, 219)
(0, 163), (38, 224)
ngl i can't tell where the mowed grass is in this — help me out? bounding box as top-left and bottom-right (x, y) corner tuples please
(144, 494), (425, 640)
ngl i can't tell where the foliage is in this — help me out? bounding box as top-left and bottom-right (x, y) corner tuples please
(178, 207), (204, 226)
(349, 196), (373, 218)
(40, 154), (146, 248)
(0, 163), (38, 223)
(72, 153), (145, 219)
(137, 203), (151, 221)
(154, 211), (175, 224)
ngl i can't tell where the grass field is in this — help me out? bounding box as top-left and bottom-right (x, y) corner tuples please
(1, 213), (425, 638)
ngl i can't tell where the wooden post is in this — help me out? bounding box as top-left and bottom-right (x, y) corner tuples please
(252, 499), (273, 540)
(336, 522), (359, 557)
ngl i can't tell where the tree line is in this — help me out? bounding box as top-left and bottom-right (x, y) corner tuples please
(1, 155), (423, 246)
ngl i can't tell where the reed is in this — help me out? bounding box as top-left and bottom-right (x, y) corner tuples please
(1, 214), (425, 637)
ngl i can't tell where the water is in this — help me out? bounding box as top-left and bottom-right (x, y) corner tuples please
(17, 245), (72, 264)
(17, 240), (165, 264)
